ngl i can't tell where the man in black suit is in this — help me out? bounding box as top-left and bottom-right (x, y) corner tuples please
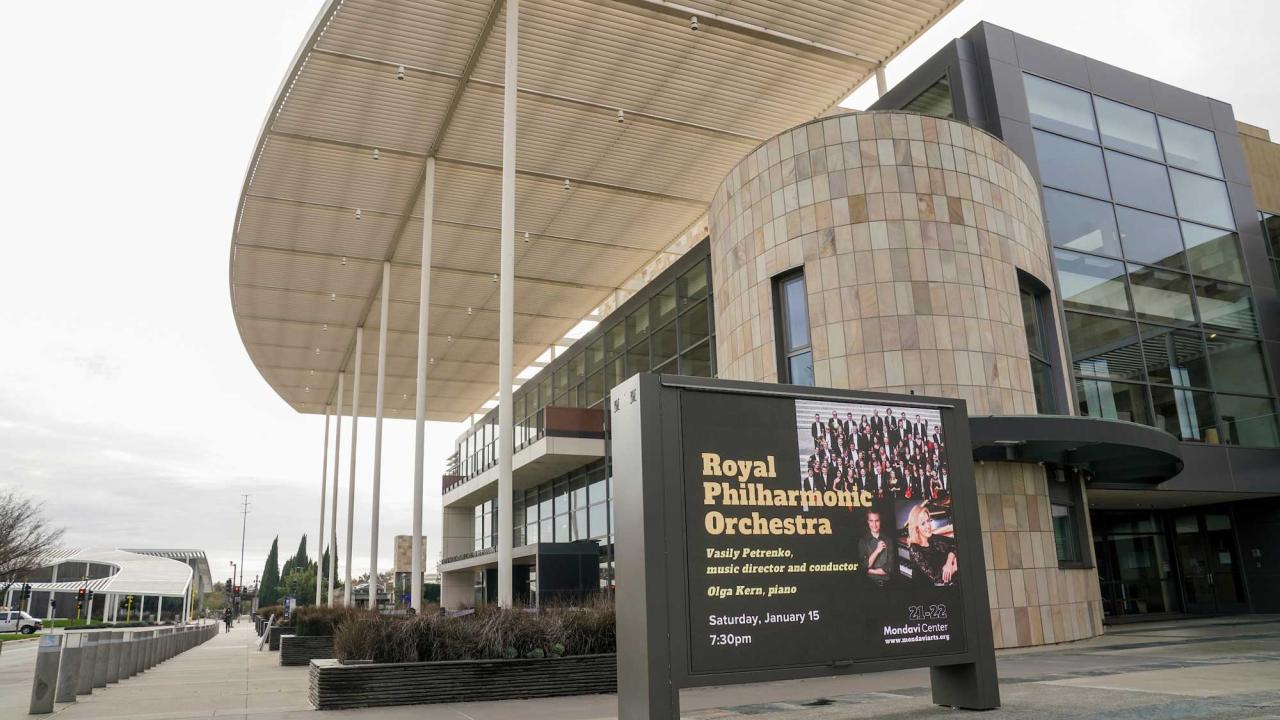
(811, 414), (824, 446)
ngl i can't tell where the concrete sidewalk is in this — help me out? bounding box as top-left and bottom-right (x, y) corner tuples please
(3, 615), (1279, 719)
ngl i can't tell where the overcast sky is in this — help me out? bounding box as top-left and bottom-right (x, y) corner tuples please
(2, 1), (1278, 589)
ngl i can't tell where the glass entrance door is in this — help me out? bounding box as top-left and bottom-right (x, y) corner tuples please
(1091, 511), (1181, 618)
(1174, 512), (1248, 614)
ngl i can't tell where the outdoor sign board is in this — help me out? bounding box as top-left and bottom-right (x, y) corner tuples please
(612, 375), (998, 718)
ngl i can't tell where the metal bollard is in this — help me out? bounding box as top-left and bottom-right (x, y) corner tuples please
(78, 634), (98, 695)
(132, 631), (147, 675)
(55, 634), (83, 704)
(28, 634), (63, 714)
(105, 631), (122, 684)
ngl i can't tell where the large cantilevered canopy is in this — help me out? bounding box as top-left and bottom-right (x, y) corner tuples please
(230, 0), (961, 422)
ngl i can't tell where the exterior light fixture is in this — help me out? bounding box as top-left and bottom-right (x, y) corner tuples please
(340, 256), (347, 266)
(330, 293), (337, 302)
(355, 208), (362, 220)
(372, 148), (380, 160)
(563, 178), (571, 191)
(402, 393), (408, 400)
(689, 15), (699, 31)
(492, 273), (498, 283)
(310, 369), (315, 376)
(322, 323), (328, 331)
(524, 231), (530, 244)
(315, 348), (321, 355)
(429, 357), (435, 365)
(616, 109), (625, 123)
(305, 387), (311, 393)
(467, 307), (473, 315)
(447, 335), (453, 343)
(396, 65), (405, 81)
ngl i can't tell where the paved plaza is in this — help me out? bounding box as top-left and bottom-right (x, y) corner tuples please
(1, 616), (1279, 719)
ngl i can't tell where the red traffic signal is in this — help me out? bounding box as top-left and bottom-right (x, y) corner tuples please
(77, 587), (86, 598)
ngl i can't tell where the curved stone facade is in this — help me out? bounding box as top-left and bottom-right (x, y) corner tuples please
(708, 111), (1101, 647)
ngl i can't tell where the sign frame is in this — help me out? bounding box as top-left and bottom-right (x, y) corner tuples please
(612, 374), (999, 718)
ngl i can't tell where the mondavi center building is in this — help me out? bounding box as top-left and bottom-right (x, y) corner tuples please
(230, 0), (1280, 649)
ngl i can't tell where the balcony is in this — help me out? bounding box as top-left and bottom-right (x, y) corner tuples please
(442, 406), (606, 507)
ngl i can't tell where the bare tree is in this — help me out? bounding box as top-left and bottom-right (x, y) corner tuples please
(0, 491), (64, 597)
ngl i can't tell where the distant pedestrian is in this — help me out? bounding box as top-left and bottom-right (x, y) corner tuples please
(222, 607), (233, 633)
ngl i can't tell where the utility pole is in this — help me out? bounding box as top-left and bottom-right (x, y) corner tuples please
(239, 494), (251, 588)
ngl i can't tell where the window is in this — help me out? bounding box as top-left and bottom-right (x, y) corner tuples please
(1106, 150), (1175, 215)
(1095, 96), (1162, 161)
(774, 270), (813, 385)
(1055, 250), (1131, 316)
(1217, 394), (1280, 447)
(1048, 471), (1088, 566)
(1195, 279), (1257, 336)
(1116, 207), (1183, 269)
(1205, 335), (1270, 395)
(1043, 189), (1121, 256)
(1169, 170), (1234, 229)
(1140, 325), (1210, 388)
(1126, 265), (1195, 326)
(1066, 312), (1145, 381)
(1150, 386), (1217, 443)
(1034, 130), (1110, 199)
(1158, 116), (1222, 177)
(1182, 222), (1245, 283)
(903, 75), (953, 118)
(1024, 74), (1097, 142)
(1076, 378), (1150, 425)
(1020, 286), (1055, 413)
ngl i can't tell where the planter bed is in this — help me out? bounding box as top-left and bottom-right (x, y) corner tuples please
(308, 653), (617, 710)
(280, 635), (335, 666)
(267, 625), (292, 650)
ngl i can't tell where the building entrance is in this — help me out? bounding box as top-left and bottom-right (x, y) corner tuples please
(1173, 512), (1248, 614)
(1092, 512), (1181, 619)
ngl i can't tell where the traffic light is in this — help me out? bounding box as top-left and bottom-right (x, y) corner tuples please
(21, 583), (31, 601)
(77, 587), (86, 599)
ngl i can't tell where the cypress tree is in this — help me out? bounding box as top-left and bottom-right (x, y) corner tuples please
(259, 537), (281, 605)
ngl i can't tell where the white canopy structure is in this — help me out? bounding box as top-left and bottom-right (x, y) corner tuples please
(7, 548), (199, 621)
(229, 0), (961, 610)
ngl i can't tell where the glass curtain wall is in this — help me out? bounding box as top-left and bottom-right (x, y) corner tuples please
(453, 255), (714, 479)
(1026, 73), (1279, 446)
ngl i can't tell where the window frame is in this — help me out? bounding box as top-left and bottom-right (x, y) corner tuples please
(772, 269), (814, 385)
(1047, 468), (1093, 570)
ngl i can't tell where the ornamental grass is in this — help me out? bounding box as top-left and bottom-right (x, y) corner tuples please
(333, 595), (615, 663)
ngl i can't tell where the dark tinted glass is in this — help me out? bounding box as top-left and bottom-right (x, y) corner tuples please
(788, 351), (815, 386)
(1140, 325), (1210, 388)
(1025, 74), (1097, 142)
(1217, 394), (1280, 447)
(1021, 291), (1046, 357)
(1116, 207), (1183, 268)
(679, 261), (709, 305)
(904, 76), (954, 118)
(1263, 213), (1280, 256)
(1034, 130), (1110, 199)
(681, 341), (713, 377)
(1127, 265), (1195, 325)
(653, 283), (678, 325)
(1150, 386), (1217, 442)
(1066, 312), (1145, 381)
(1055, 250), (1131, 316)
(652, 321), (677, 363)
(679, 300), (709, 349)
(779, 274), (810, 351)
(1043, 189), (1121, 256)
(1095, 97), (1162, 160)
(1206, 335), (1270, 395)
(1075, 378), (1150, 425)
(1182, 222), (1245, 283)
(1106, 151), (1175, 215)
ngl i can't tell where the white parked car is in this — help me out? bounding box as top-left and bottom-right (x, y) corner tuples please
(0, 610), (42, 634)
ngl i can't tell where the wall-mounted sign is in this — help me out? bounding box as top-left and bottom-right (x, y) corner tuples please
(613, 375), (998, 719)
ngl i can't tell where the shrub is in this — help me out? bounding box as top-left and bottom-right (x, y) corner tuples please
(291, 606), (371, 637)
(256, 605), (284, 621)
(333, 596), (615, 663)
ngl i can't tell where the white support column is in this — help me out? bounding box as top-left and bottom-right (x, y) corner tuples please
(317, 409), (330, 607)
(496, 0), (519, 608)
(47, 564), (58, 619)
(102, 593), (110, 622)
(370, 262), (390, 607)
(412, 157), (436, 613)
(344, 328), (363, 607)
(875, 65), (888, 97)
(329, 372), (345, 607)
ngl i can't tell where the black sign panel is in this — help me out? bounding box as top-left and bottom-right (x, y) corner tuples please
(682, 392), (966, 673)
(613, 376), (998, 719)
